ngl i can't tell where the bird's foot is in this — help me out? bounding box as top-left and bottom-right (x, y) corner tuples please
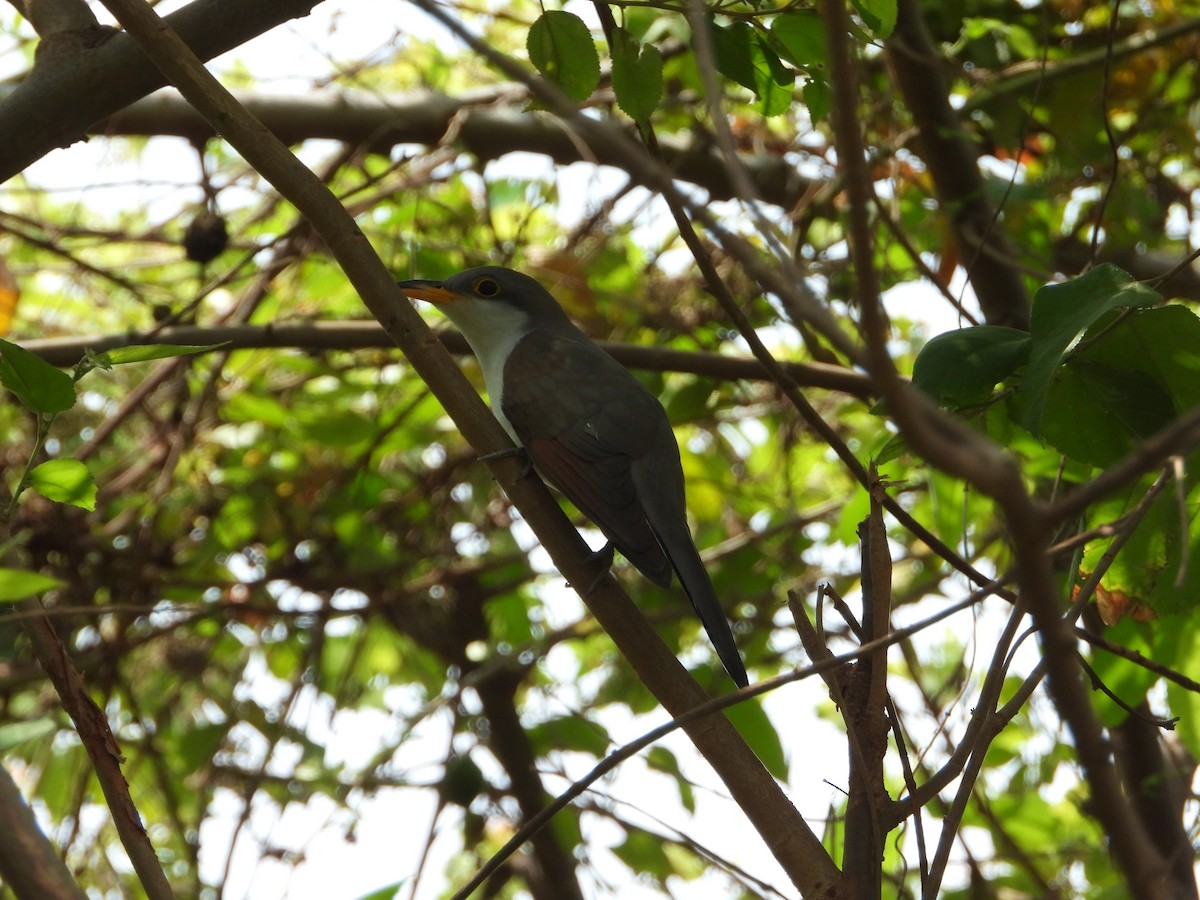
(479, 445), (533, 479)
(577, 542), (616, 597)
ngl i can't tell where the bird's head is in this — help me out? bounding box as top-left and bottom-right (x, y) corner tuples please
(399, 266), (572, 343)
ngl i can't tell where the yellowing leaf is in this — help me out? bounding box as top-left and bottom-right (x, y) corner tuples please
(0, 256), (19, 336)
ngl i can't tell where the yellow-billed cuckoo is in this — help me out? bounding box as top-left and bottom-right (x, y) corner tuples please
(399, 266), (748, 688)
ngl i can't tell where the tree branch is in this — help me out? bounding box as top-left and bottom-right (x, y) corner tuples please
(18, 603), (175, 899)
(90, 0), (841, 895)
(826, 0), (1171, 894)
(1042, 405), (1200, 526)
(15, 321), (875, 397)
(0, 760), (88, 900)
(98, 87), (816, 207)
(886, 0), (1032, 329)
(0, 0), (324, 182)
(7, 0), (99, 36)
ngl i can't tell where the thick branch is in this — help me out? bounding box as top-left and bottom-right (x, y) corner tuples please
(887, 0), (1031, 329)
(840, 494), (891, 894)
(90, 1), (840, 895)
(1112, 712), (1198, 898)
(0, 761), (88, 900)
(6, 0), (98, 36)
(410, 574), (584, 900)
(0, 0), (323, 182)
(828, 0), (1170, 893)
(473, 670), (584, 900)
(1004, 493), (1170, 898)
(97, 87), (814, 207)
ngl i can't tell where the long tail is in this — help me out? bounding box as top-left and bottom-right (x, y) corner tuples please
(663, 532), (748, 688)
(632, 444), (748, 688)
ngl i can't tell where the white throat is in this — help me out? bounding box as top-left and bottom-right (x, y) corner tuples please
(440, 300), (529, 442)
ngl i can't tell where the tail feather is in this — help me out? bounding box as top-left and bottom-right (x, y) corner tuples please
(631, 437), (748, 688)
(668, 538), (749, 688)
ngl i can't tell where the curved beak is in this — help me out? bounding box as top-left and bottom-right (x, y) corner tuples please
(398, 279), (460, 305)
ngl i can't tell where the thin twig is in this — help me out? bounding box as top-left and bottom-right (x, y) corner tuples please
(93, 1), (840, 895)
(452, 587), (989, 900)
(1087, 0), (1125, 266)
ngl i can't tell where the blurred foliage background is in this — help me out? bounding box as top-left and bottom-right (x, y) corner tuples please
(0, 0), (1199, 897)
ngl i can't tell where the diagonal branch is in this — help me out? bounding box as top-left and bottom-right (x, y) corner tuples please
(825, 0), (1171, 895)
(89, 0), (842, 895)
(0, 760), (89, 900)
(0, 0), (324, 182)
(18, 601), (175, 899)
(887, 0), (1031, 329)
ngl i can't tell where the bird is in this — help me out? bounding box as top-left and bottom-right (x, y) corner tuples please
(398, 265), (748, 688)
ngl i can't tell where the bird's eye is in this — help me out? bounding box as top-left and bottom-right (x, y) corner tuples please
(473, 277), (500, 298)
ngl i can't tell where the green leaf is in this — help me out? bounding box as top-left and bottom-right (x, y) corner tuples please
(266, 638), (303, 681)
(646, 746), (695, 812)
(912, 325), (1030, 403)
(441, 754), (486, 807)
(0, 567), (65, 602)
(612, 828), (672, 880)
(550, 804), (583, 852)
(802, 77), (832, 122)
(28, 459), (97, 510)
(175, 722), (229, 772)
(1081, 473), (1200, 616)
(527, 715), (610, 757)
(1041, 361), (1175, 468)
(528, 11), (601, 103)
(766, 11), (833, 119)
(873, 431), (909, 466)
(664, 377), (716, 422)
(709, 21), (794, 117)
(224, 391), (292, 427)
(1020, 265), (1160, 435)
(611, 27), (663, 123)
(725, 698), (788, 780)
(1072, 304), (1200, 413)
(957, 17), (1039, 60)
(851, 0), (897, 37)
(0, 339), (75, 414)
(487, 177), (538, 209)
(1088, 618), (1164, 727)
(1162, 619), (1200, 756)
(98, 343), (227, 366)
(0, 718), (57, 751)
(1039, 305), (1200, 466)
(769, 9), (827, 70)
(353, 883), (408, 900)
(296, 409), (375, 447)
(357, 620), (405, 679)
(484, 592), (535, 649)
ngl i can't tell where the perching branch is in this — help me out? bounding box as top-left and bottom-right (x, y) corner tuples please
(17, 321), (875, 397)
(90, 0), (841, 894)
